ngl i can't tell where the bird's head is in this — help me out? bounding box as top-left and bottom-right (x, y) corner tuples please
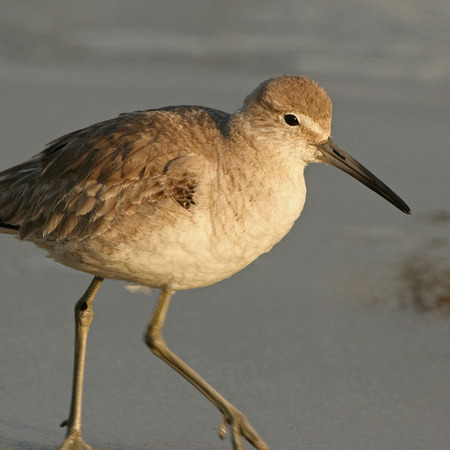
(241, 75), (410, 214)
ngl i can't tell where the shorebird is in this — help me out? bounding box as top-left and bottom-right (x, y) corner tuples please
(0, 75), (410, 450)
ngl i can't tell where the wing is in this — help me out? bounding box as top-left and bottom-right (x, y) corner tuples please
(0, 107), (225, 241)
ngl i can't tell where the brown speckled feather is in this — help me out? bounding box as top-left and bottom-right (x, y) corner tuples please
(0, 107), (227, 241)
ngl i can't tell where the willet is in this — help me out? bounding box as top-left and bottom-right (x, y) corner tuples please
(0, 75), (410, 450)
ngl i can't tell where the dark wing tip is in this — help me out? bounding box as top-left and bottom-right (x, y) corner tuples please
(0, 222), (20, 231)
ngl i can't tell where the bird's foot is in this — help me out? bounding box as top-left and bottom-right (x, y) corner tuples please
(59, 427), (92, 450)
(218, 406), (270, 450)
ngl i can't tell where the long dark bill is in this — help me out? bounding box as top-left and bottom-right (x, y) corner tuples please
(316, 137), (411, 214)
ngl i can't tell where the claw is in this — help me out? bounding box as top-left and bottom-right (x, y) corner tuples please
(60, 419), (68, 427)
(219, 417), (228, 440)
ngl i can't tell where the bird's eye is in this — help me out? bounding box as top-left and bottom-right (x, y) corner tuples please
(284, 114), (299, 126)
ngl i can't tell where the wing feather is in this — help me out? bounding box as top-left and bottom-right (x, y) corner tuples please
(0, 106), (226, 241)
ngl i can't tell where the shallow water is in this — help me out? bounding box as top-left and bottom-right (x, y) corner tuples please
(0, 1), (449, 449)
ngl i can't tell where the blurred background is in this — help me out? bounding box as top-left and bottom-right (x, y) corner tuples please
(0, 1), (449, 449)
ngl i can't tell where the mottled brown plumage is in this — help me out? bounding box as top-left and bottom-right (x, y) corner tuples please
(0, 107), (225, 242)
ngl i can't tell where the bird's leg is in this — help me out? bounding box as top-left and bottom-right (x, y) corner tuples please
(60, 276), (103, 450)
(145, 290), (269, 450)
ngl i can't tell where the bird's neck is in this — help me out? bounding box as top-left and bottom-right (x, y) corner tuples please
(209, 120), (307, 262)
